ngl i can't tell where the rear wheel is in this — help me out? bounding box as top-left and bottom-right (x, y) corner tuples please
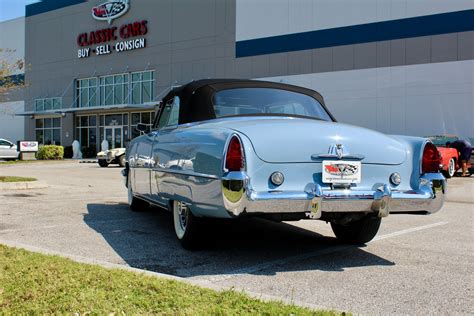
(443, 158), (455, 178)
(98, 160), (109, 168)
(127, 174), (149, 212)
(331, 216), (381, 245)
(173, 201), (202, 250)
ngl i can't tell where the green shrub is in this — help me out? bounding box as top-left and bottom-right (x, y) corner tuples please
(36, 145), (64, 160)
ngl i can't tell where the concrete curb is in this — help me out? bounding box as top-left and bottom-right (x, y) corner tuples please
(0, 181), (49, 190)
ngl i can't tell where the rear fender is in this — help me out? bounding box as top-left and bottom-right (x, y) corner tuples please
(389, 135), (432, 189)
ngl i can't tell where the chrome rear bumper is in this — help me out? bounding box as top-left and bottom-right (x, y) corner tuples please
(222, 172), (446, 218)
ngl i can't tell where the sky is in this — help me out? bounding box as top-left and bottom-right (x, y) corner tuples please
(0, 0), (40, 22)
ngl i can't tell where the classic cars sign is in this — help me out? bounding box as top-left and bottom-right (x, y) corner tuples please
(77, 0), (148, 59)
(92, 0), (129, 24)
(18, 141), (39, 152)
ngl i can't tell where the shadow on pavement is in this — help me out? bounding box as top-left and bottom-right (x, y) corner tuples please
(84, 203), (394, 277)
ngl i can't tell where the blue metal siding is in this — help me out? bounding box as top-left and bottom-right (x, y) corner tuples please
(26, 0), (86, 17)
(236, 9), (474, 58)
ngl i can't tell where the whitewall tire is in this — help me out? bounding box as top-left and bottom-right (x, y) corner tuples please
(447, 159), (455, 178)
(173, 200), (202, 249)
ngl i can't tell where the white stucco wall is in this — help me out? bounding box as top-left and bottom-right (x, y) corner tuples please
(261, 60), (474, 138)
(0, 17), (25, 75)
(1, 17), (26, 143)
(236, 0), (474, 41)
(0, 101), (25, 143)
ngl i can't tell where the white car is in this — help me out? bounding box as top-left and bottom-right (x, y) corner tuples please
(97, 148), (126, 167)
(0, 139), (19, 160)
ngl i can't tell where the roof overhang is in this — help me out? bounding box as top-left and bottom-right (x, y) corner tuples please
(16, 103), (157, 117)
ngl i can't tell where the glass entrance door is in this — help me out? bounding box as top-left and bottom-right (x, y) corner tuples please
(104, 127), (122, 149)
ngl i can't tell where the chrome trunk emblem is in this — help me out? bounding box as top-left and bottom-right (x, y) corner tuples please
(327, 143), (345, 159)
(311, 144), (365, 161)
(335, 144), (344, 159)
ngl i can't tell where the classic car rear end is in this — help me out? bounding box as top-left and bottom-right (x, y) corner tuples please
(219, 118), (445, 218)
(124, 79), (446, 249)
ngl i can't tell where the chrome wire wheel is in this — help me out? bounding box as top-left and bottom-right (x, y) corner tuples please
(448, 159), (455, 178)
(172, 200), (203, 249)
(173, 201), (189, 239)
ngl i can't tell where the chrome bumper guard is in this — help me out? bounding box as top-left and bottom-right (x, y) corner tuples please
(222, 172), (446, 218)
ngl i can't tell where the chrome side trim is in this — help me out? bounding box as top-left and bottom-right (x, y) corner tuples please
(135, 193), (169, 209)
(151, 167), (219, 180)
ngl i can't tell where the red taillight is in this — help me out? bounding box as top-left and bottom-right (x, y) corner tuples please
(225, 136), (244, 171)
(422, 142), (441, 173)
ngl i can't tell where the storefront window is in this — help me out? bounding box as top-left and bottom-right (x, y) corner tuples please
(35, 118), (61, 145)
(35, 98), (62, 112)
(99, 74), (128, 106)
(75, 115), (97, 152)
(130, 111), (154, 139)
(76, 78), (97, 108)
(104, 114), (123, 126)
(131, 71), (154, 104)
(76, 70), (154, 108)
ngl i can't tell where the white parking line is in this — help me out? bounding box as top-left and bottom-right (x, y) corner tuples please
(373, 221), (449, 241)
(203, 221), (449, 283)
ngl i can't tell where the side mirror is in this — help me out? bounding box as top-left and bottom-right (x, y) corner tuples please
(10, 144), (14, 148)
(136, 123), (148, 133)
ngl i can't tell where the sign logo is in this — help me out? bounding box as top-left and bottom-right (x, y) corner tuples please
(92, 0), (130, 24)
(324, 163), (359, 176)
(19, 141), (39, 152)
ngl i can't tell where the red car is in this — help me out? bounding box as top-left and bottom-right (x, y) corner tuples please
(427, 135), (473, 178)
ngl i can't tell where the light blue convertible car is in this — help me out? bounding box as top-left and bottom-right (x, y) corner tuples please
(123, 79), (446, 249)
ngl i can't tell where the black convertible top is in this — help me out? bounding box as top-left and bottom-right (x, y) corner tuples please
(160, 79), (335, 124)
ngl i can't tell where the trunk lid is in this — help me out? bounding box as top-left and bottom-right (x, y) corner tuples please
(210, 117), (407, 165)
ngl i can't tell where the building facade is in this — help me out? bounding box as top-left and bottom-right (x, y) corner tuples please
(0, 17), (25, 144)
(23, 0), (474, 153)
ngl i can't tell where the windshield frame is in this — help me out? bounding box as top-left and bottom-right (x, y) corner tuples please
(211, 87), (335, 122)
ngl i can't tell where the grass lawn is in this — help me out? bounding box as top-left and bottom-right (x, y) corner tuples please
(0, 176), (37, 182)
(0, 245), (341, 315)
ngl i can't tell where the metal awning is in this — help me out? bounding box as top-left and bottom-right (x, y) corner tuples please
(16, 103), (157, 116)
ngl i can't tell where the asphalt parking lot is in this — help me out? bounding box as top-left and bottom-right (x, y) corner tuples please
(0, 161), (472, 314)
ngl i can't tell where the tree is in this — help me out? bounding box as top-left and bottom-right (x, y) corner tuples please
(0, 48), (25, 103)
